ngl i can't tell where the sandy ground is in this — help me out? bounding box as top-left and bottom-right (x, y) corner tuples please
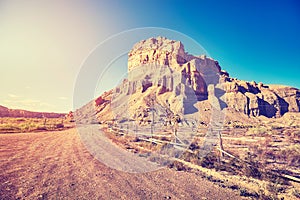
(0, 128), (243, 200)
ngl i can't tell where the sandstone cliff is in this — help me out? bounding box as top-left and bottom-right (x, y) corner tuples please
(75, 37), (299, 124)
(222, 78), (299, 118)
(128, 37), (222, 96)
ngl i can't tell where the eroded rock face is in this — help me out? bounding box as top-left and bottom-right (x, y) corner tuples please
(225, 92), (248, 115)
(245, 92), (260, 117)
(91, 37), (300, 121)
(223, 77), (300, 117)
(128, 37), (222, 97)
(128, 37), (188, 72)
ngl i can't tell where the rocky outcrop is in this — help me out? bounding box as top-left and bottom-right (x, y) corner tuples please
(222, 77), (300, 117)
(128, 37), (222, 97)
(0, 105), (65, 118)
(91, 37), (300, 122)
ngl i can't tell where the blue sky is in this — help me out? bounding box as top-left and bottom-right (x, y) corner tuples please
(115, 0), (300, 87)
(0, 0), (299, 112)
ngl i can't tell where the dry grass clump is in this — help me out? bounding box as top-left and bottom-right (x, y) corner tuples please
(246, 126), (268, 136)
(276, 144), (300, 167)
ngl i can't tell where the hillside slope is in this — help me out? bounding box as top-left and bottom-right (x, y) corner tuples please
(0, 105), (65, 118)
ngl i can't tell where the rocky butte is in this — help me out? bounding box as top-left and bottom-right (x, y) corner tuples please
(75, 37), (300, 124)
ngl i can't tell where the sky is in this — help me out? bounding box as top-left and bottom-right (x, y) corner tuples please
(0, 0), (299, 112)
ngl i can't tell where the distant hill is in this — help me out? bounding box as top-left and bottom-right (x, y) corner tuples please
(0, 105), (66, 118)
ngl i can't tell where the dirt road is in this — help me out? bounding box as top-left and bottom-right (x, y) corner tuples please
(0, 127), (242, 199)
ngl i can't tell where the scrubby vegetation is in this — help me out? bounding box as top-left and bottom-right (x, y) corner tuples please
(103, 122), (300, 199)
(0, 117), (74, 133)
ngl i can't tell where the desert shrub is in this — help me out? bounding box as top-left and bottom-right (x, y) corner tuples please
(158, 144), (182, 158)
(266, 181), (285, 196)
(160, 135), (169, 141)
(56, 123), (64, 128)
(276, 144), (300, 167)
(189, 142), (200, 151)
(270, 125), (284, 131)
(243, 164), (261, 179)
(258, 192), (279, 200)
(36, 126), (47, 131)
(239, 188), (259, 198)
(264, 149), (276, 160)
(292, 130), (300, 139)
(229, 185), (239, 190)
(198, 151), (219, 169)
(242, 153), (262, 179)
(179, 151), (193, 162)
(292, 189), (300, 198)
(261, 170), (290, 186)
(131, 136), (140, 142)
(19, 122), (39, 131)
(168, 161), (190, 171)
(225, 158), (243, 175)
